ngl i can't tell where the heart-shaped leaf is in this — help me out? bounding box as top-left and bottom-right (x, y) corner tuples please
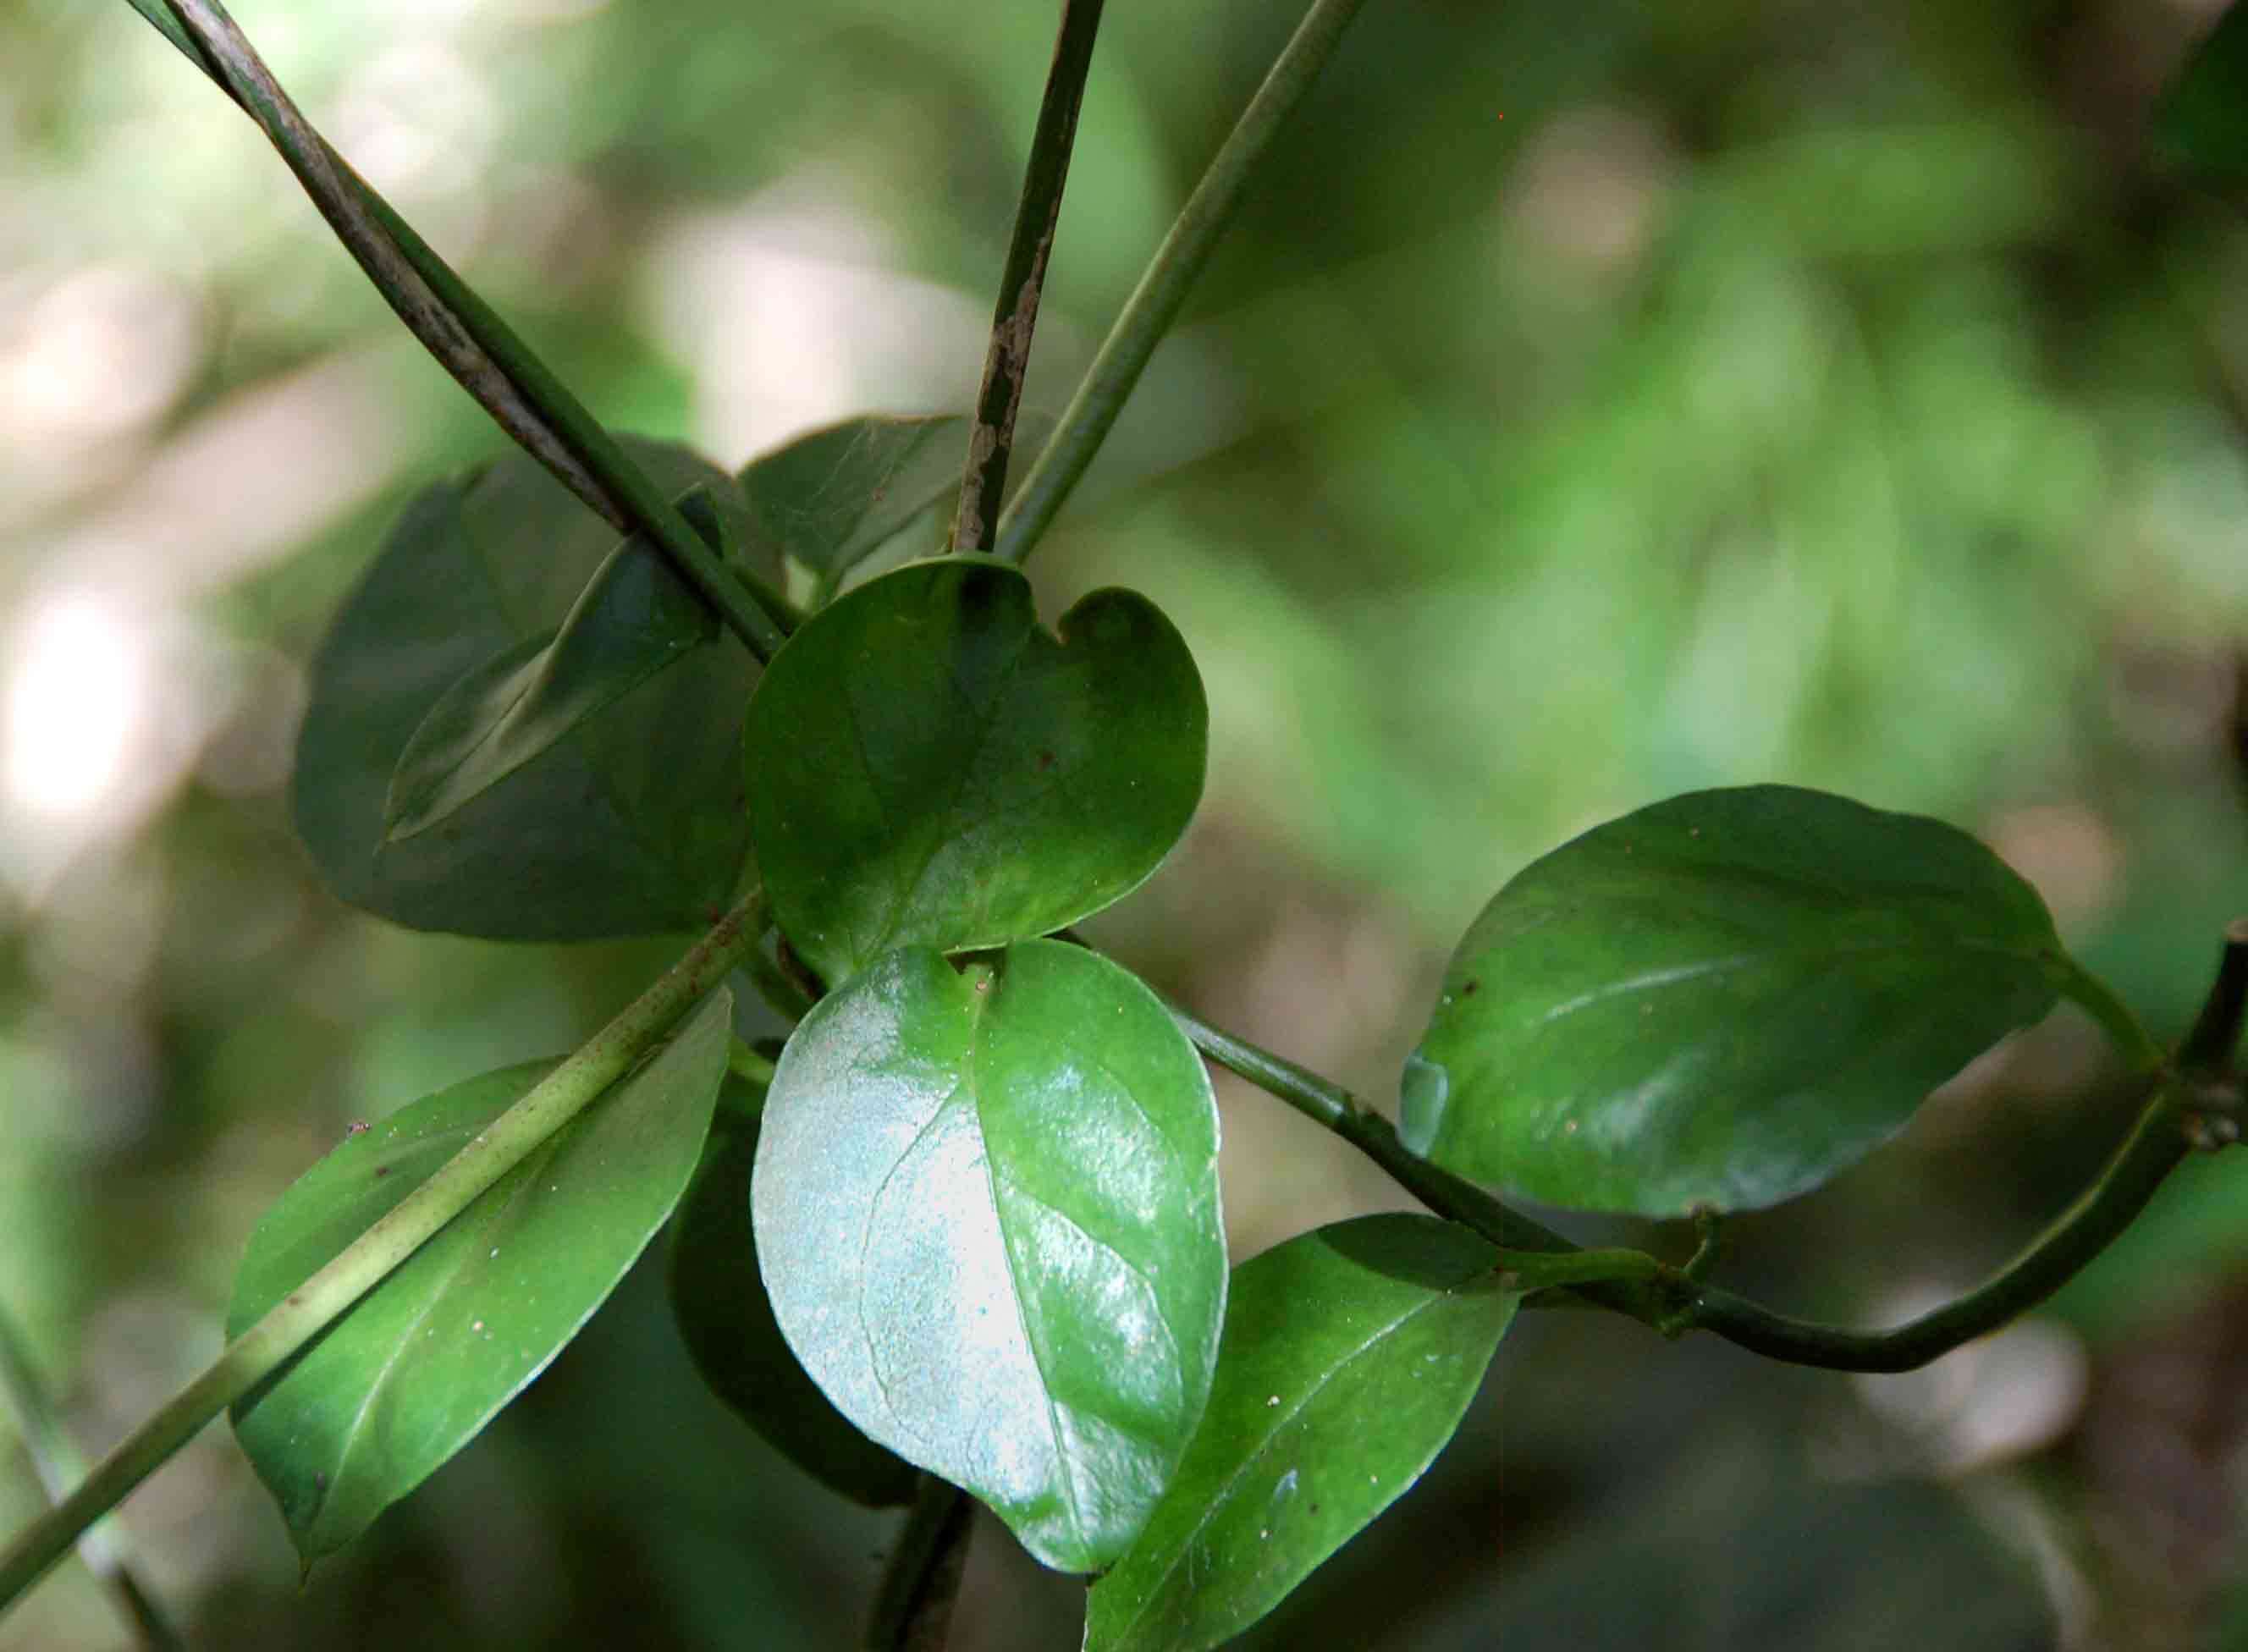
(740, 415), (972, 602)
(1084, 1214), (1518, 1652)
(293, 440), (766, 939)
(383, 488), (729, 841)
(1402, 785), (2066, 1216)
(228, 990), (730, 1561)
(752, 940), (1226, 1572)
(743, 559), (1206, 986)
(668, 1075), (918, 1508)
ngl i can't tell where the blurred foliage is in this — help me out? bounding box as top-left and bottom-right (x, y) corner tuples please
(3, 0), (2247, 1647)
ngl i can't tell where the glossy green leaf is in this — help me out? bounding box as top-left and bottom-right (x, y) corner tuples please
(383, 489), (728, 841)
(1084, 1214), (1517, 1652)
(2155, 3), (2248, 189)
(667, 1077), (917, 1508)
(228, 990), (731, 1561)
(293, 441), (764, 939)
(752, 940), (1226, 1572)
(743, 559), (1206, 986)
(1402, 785), (2065, 1216)
(740, 415), (972, 601)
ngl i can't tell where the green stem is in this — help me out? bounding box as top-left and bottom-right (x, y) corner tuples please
(1169, 1005), (1572, 1254)
(0, 1308), (182, 1650)
(1672, 1080), (2193, 1370)
(738, 944), (818, 1025)
(725, 1036), (780, 1091)
(992, 0), (1372, 563)
(1165, 1002), (1679, 1319)
(2052, 951), (2168, 1075)
(952, 0), (1107, 554)
(1493, 1249), (1665, 1291)
(0, 892), (767, 1618)
(2179, 917), (2248, 1072)
(137, 0), (787, 663)
(866, 1475), (975, 1652)
(1171, 921), (2245, 1373)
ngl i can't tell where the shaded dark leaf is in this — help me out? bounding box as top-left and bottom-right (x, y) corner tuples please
(667, 1076), (918, 1508)
(293, 442), (765, 939)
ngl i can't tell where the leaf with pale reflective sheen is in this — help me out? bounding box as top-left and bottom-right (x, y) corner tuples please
(383, 488), (729, 841)
(740, 414), (972, 600)
(228, 990), (731, 1561)
(294, 440), (763, 939)
(1402, 785), (2064, 1216)
(1084, 1214), (1518, 1652)
(668, 1077), (917, 1507)
(752, 940), (1225, 1572)
(744, 558), (1205, 986)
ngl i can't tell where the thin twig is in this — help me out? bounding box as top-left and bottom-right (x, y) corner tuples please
(0, 893), (767, 1616)
(1167, 923), (2248, 1373)
(867, 1476), (975, 1652)
(952, 0), (1107, 553)
(136, 0), (787, 661)
(993, 0), (1371, 563)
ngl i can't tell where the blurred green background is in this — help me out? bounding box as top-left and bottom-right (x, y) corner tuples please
(3, 0), (2247, 1645)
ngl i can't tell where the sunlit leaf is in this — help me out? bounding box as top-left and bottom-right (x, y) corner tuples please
(667, 1077), (918, 1508)
(228, 991), (731, 1561)
(1402, 785), (2064, 1215)
(752, 941), (1226, 1572)
(1084, 1215), (1516, 1652)
(743, 558), (1205, 986)
(293, 441), (763, 939)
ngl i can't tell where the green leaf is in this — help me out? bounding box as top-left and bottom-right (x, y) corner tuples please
(740, 415), (972, 602)
(227, 990), (731, 1561)
(1402, 785), (2065, 1217)
(667, 1077), (918, 1508)
(1084, 1214), (1518, 1652)
(293, 441), (763, 940)
(2155, 3), (2248, 188)
(743, 559), (1206, 986)
(383, 488), (728, 840)
(752, 940), (1226, 1572)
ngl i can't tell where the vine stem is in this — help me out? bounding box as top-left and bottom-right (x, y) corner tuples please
(866, 1476), (976, 1652)
(0, 892), (767, 1618)
(1166, 1003), (1678, 1308)
(129, 0), (788, 662)
(1171, 921), (2248, 1372)
(952, 0), (1107, 554)
(992, 0), (1372, 563)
